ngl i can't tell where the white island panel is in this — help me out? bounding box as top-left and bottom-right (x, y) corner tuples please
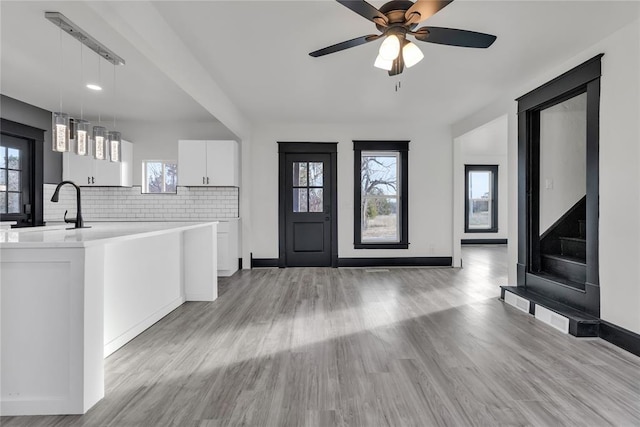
(0, 222), (217, 416)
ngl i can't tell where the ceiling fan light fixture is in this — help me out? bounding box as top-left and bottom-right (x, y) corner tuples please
(403, 41), (424, 68)
(379, 35), (400, 61)
(374, 54), (393, 71)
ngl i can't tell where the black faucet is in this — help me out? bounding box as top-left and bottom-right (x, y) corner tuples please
(50, 181), (90, 229)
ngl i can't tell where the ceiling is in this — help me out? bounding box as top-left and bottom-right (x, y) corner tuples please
(2, 1), (640, 133)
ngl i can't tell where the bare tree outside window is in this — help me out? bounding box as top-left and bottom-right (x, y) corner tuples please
(143, 161), (177, 193)
(361, 152), (399, 242)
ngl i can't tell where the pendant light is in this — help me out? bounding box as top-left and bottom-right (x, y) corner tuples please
(75, 42), (90, 156)
(108, 64), (121, 162)
(93, 126), (107, 160)
(53, 28), (70, 153)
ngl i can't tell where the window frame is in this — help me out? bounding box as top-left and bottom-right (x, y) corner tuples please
(142, 160), (178, 194)
(353, 140), (409, 249)
(464, 164), (498, 233)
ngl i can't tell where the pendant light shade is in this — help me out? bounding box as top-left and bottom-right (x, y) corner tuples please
(374, 54), (393, 71)
(75, 119), (90, 156)
(93, 126), (107, 160)
(379, 35), (400, 61)
(52, 112), (70, 152)
(108, 131), (121, 162)
(402, 41), (424, 68)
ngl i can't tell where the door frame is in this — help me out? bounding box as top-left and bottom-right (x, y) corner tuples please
(516, 54), (601, 316)
(0, 118), (45, 227)
(278, 142), (338, 268)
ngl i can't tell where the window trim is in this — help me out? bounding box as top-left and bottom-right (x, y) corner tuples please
(353, 140), (409, 249)
(142, 160), (177, 194)
(464, 165), (499, 233)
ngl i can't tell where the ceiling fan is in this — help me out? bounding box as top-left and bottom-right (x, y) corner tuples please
(309, 0), (497, 76)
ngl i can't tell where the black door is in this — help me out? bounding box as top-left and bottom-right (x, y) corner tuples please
(284, 153), (332, 266)
(0, 134), (32, 225)
(278, 142), (338, 267)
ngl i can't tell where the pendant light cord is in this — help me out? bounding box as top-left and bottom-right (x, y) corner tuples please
(59, 27), (63, 112)
(79, 42), (84, 120)
(97, 53), (101, 124)
(112, 63), (116, 128)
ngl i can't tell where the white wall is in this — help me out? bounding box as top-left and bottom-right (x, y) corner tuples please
(249, 121), (453, 260)
(452, 18), (640, 334)
(539, 93), (587, 234)
(114, 120), (237, 186)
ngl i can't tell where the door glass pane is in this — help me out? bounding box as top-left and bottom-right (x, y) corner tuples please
(538, 92), (586, 235)
(7, 148), (20, 169)
(0, 170), (6, 190)
(0, 193), (5, 213)
(293, 162), (308, 186)
(362, 197), (398, 242)
(8, 170), (20, 192)
(468, 171), (491, 229)
(293, 188), (308, 212)
(309, 162), (323, 186)
(309, 188), (323, 212)
(0, 147), (6, 168)
(8, 192), (20, 213)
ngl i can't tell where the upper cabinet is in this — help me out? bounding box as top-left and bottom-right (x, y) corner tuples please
(178, 140), (239, 187)
(63, 140), (133, 186)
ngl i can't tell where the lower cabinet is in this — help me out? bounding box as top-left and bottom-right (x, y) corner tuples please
(217, 219), (240, 277)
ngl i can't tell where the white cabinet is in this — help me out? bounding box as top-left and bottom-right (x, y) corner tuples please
(217, 219), (240, 277)
(178, 140), (238, 186)
(63, 140), (133, 186)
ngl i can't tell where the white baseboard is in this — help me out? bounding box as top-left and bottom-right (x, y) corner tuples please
(103, 296), (185, 357)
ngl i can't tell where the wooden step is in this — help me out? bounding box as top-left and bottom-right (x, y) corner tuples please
(500, 286), (599, 337)
(541, 253), (586, 284)
(559, 236), (586, 259)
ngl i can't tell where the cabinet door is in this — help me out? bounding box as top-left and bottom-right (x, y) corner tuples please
(94, 158), (121, 186)
(179, 140), (207, 186)
(63, 152), (94, 185)
(217, 232), (230, 271)
(205, 140), (238, 186)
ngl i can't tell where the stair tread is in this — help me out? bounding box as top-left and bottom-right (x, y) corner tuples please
(541, 253), (586, 265)
(501, 286), (599, 323)
(559, 236), (586, 242)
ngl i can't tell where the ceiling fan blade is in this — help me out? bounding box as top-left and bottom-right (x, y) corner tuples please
(309, 34), (381, 57)
(405, 0), (454, 25)
(388, 54), (405, 76)
(336, 1), (388, 25)
(413, 27), (496, 48)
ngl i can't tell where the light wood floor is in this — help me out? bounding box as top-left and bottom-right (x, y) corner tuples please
(4, 246), (640, 426)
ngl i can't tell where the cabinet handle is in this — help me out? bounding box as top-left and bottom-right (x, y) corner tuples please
(202, 177), (205, 184)
(92, 176), (95, 184)
(88, 177), (91, 184)
(207, 177), (210, 184)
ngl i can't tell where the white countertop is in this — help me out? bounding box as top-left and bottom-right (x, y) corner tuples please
(0, 221), (218, 249)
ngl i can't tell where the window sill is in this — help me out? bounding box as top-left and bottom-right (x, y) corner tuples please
(464, 228), (498, 233)
(354, 243), (409, 249)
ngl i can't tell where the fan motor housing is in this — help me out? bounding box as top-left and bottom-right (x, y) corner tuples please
(376, 0), (419, 32)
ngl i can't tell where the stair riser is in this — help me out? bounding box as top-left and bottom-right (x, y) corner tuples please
(541, 257), (586, 283)
(560, 239), (586, 259)
(578, 220), (586, 239)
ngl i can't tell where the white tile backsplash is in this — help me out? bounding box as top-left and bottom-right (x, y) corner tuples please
(43, 185), (238, 222)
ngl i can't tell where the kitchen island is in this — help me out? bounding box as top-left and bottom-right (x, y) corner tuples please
(0, 222), (218, 416)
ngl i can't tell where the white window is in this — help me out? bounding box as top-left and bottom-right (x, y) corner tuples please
(142, 160), (177, 193)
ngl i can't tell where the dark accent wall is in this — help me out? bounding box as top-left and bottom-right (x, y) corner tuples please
(1, 95), (62, 183)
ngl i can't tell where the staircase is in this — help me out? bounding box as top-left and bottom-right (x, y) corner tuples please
(539, 200), (586, 290)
